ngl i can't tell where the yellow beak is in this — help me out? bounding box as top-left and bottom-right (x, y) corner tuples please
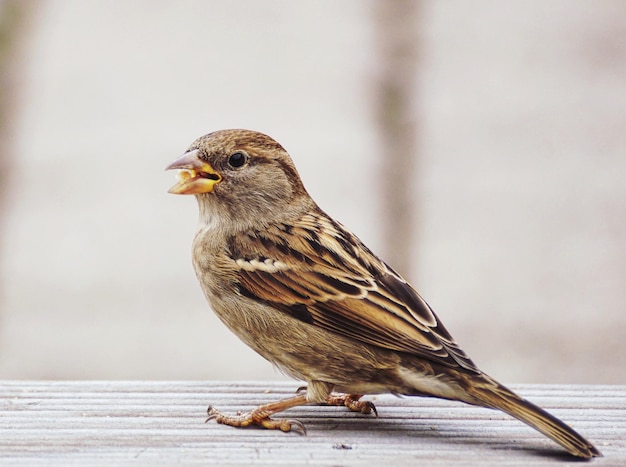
(165, 150), (222, 195)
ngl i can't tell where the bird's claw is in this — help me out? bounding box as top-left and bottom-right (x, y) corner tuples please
(206, 405), (307, 434)
(325, 394), (378, 417)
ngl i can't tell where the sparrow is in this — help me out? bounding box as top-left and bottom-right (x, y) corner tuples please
(166, 129), (601, 459)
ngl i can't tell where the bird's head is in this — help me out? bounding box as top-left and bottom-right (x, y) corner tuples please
(166, 129), (313, 229)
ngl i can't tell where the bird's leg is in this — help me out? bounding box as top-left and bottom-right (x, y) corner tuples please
(206, 393), (308, 434)
(296, 385), (378, 416)
(325, 393), (378, 416)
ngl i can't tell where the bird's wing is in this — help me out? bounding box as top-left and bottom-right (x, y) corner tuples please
(228, 212), (479, 373)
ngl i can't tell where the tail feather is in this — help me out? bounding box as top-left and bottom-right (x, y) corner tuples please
(468, 378), (601, 459)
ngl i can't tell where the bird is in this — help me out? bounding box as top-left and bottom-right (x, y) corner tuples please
(165, 129), (601, 459)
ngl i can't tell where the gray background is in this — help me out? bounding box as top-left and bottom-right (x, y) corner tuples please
(0, 0), (624, 384)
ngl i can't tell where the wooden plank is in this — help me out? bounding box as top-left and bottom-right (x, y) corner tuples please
(0, 381), (622, 465)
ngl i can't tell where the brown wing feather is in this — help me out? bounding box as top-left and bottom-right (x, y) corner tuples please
(229, 211), (479, 373)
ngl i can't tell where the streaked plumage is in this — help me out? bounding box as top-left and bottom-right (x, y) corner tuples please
(166, 129), (601, 459)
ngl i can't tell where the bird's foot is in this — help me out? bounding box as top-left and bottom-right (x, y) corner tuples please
(206, 393), (308, 434)
(325, 393), (378, 416)
(297, 386), (378, 416)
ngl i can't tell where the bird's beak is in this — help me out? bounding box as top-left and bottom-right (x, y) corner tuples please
(165, 150), (222, 195)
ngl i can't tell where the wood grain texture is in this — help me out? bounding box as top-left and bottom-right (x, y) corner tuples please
(0, 381), (622, 465)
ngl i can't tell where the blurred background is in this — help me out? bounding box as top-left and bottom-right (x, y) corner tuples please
(0, 0), (624, 384)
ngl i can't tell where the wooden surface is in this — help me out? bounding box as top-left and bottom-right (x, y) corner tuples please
(0, 381), (623, 465)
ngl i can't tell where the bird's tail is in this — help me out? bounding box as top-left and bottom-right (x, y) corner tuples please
(466, 375), (601, 459)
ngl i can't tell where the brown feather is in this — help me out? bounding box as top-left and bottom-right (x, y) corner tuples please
(230, 210), (479, 373)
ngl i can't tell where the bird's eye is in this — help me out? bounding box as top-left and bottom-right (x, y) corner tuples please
(228, 151), (247, 168)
